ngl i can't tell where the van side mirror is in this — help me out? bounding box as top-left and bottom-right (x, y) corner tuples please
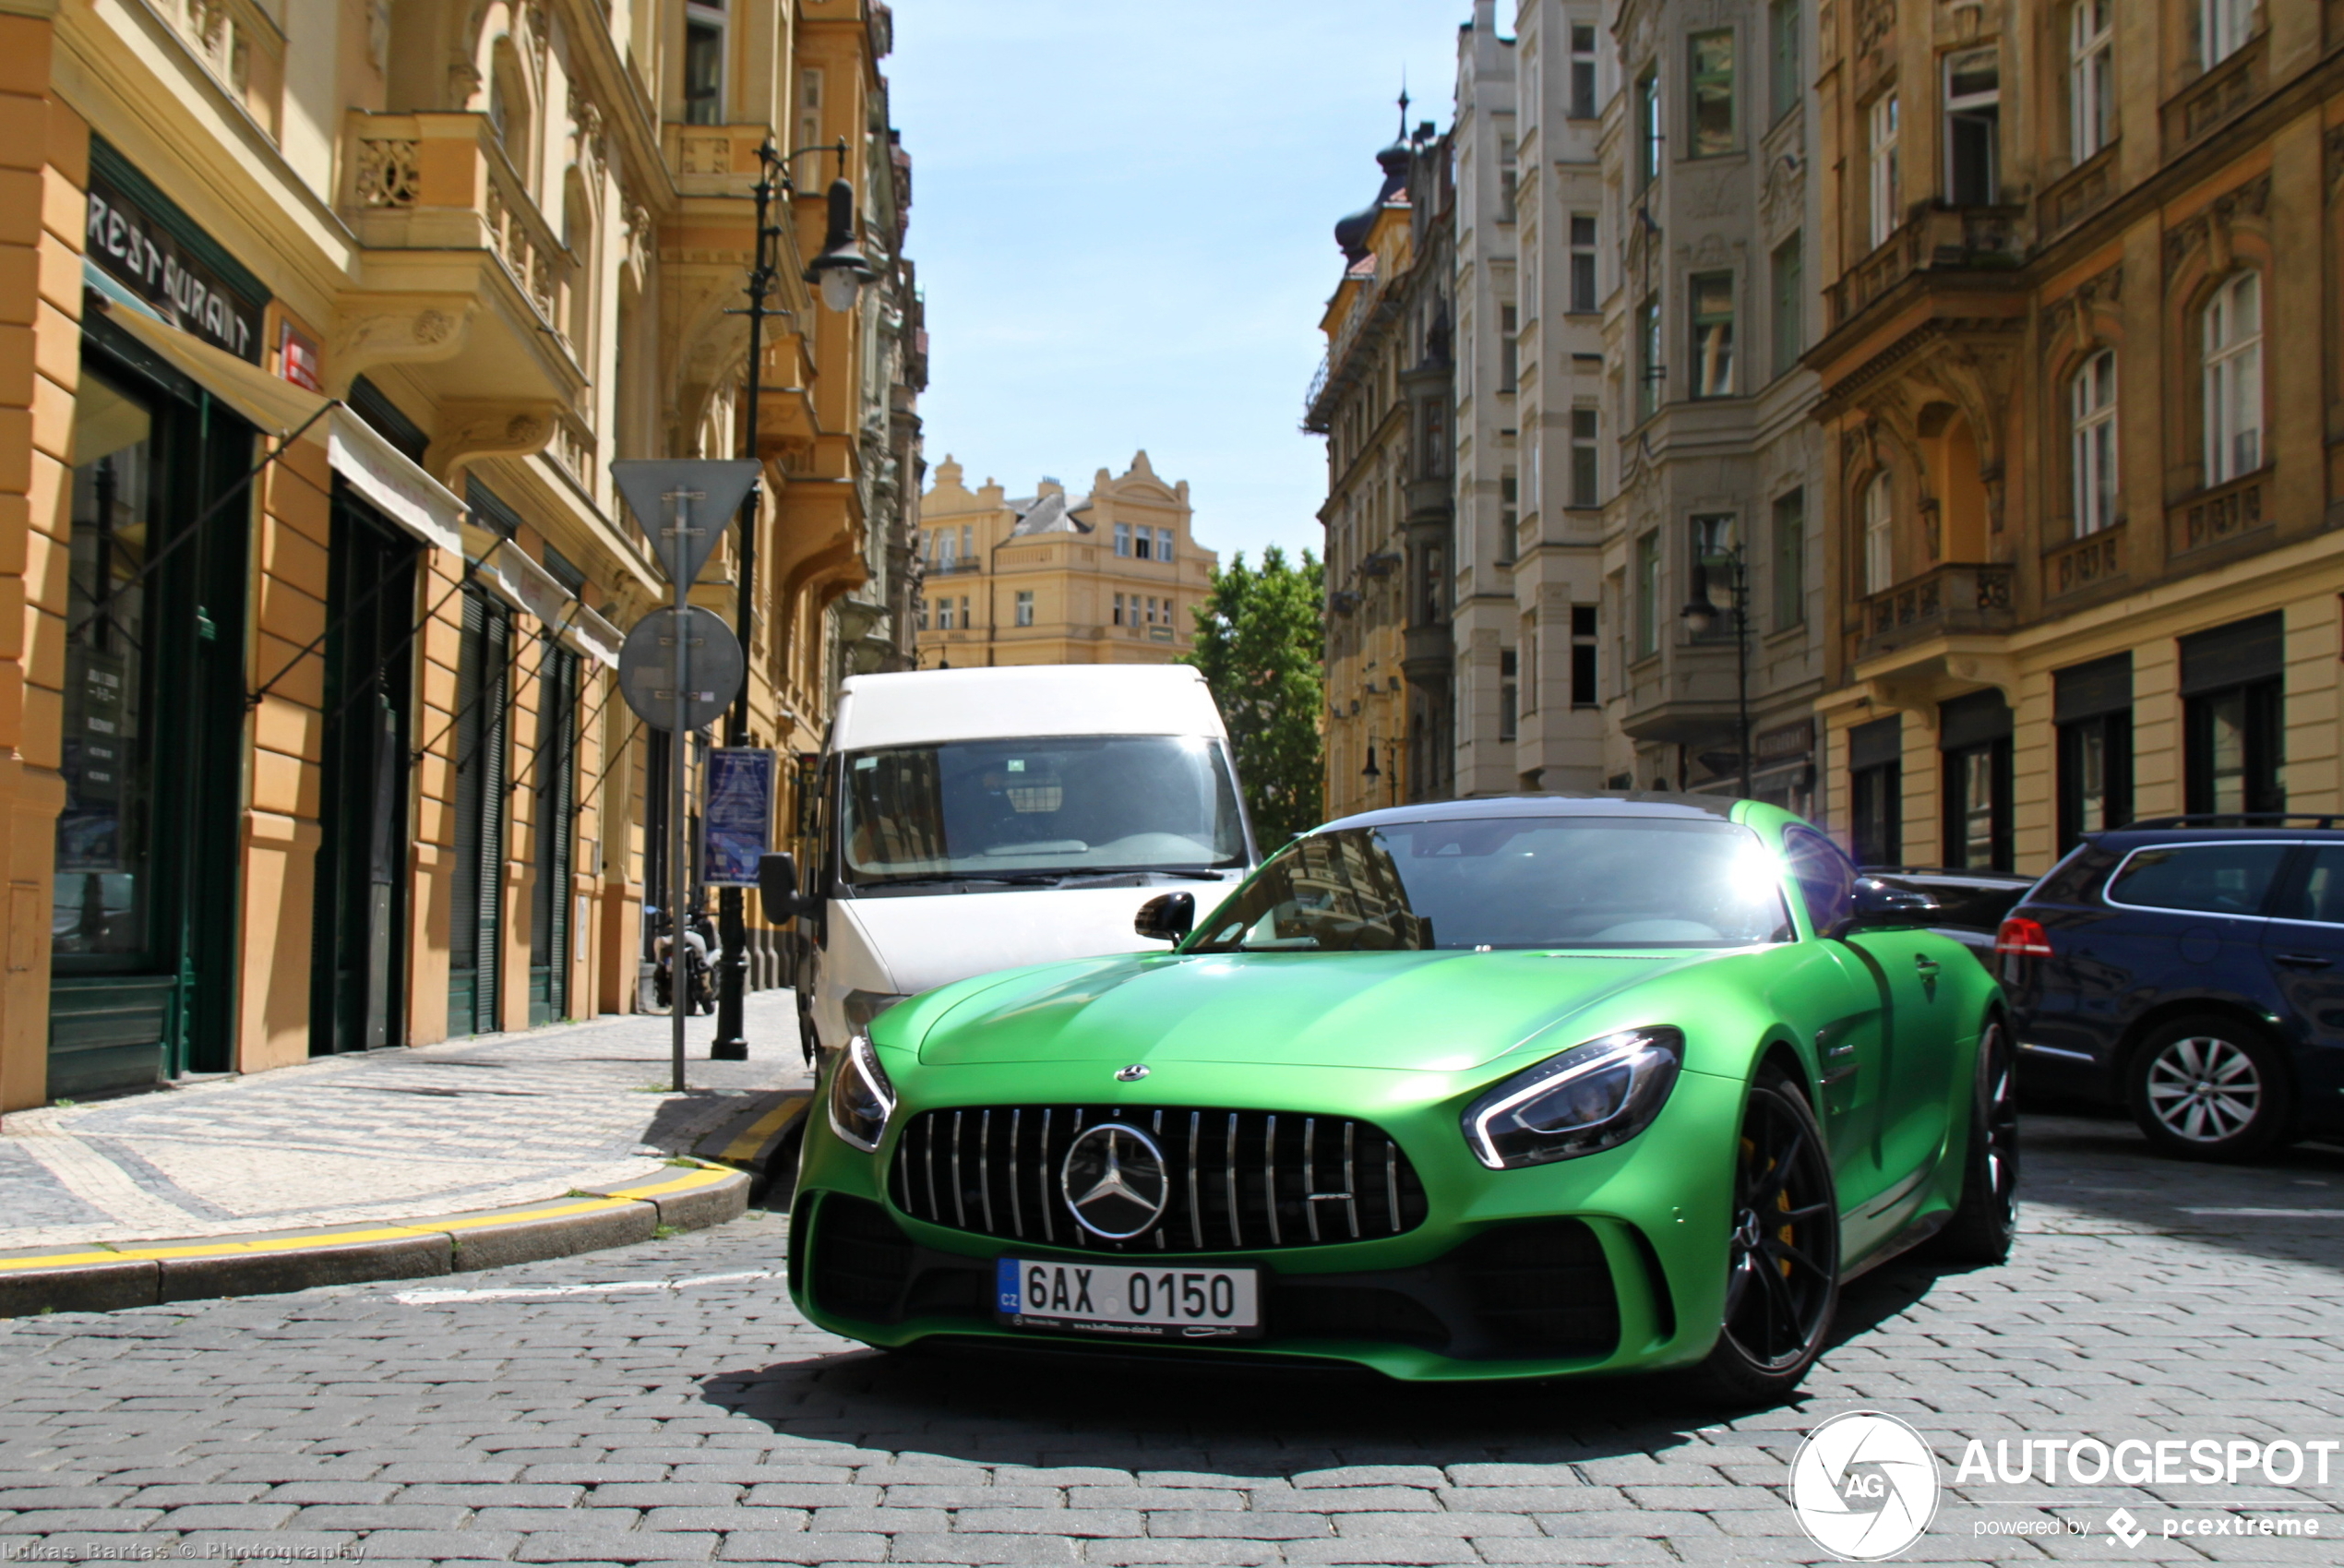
(1830, 877), (1939, 940)
(1134, 892), (1195, 943)
(759, 852), (805, 925)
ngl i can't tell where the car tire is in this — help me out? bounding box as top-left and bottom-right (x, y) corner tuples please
(1692, 1065), (1841, 1406)
(1928, 1017), (2019, 1265)
(2126, 1015), (2294, 1162)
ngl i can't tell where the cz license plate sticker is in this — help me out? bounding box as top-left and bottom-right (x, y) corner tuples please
(996, 1257), (1262, 1341)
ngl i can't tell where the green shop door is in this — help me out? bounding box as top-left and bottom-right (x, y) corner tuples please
(448, 586), (511, 1035)
(50, 328), (251, 1098)
(527, 643), (580, 1025)
(310, 492), (418, 1054)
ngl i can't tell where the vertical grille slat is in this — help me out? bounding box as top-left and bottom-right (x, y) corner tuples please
(887, 1104), (1423, 1253)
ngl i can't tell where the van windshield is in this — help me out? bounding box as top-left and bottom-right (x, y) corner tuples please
(839, 735), (1250, 888)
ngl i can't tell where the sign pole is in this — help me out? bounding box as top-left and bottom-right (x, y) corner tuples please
(667, 486), (701, 1094)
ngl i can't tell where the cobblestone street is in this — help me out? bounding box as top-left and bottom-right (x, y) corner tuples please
(0, 1111), (2338, 1566)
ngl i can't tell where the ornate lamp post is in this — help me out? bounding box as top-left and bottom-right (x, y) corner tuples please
(1680, 545), (1753, 800)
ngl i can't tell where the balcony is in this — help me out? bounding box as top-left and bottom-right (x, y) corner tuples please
(664, 123), (776, 198)
(2163, 34), (2266, 158)
(340, 111), (585, 411)
(1855, 562), (2015, 662)
(1827, 206), (2028, 330)
(2039, 147), (2119, 240)
(2044, 521), (2125, 599)
(2170, 469), (2271, 557)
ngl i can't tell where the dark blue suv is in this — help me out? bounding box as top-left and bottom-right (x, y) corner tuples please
(2000, 817), (2344, 1160)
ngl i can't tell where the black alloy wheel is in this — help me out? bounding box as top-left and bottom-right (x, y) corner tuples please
(1929, 1018), (2019, 1263)
(1695, 1066), (1840, 1403)
(2127, 1015), (2294, 1162)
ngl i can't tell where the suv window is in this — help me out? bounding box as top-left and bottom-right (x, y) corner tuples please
(1782, 825), (1856, 935)
(2106, 843), (2290, 916)
(2276, 844), (2344, 925)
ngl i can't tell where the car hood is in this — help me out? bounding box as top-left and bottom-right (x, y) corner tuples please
(914, 948), (1706, 1073)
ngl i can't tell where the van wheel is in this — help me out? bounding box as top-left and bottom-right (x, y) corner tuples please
(2127, 1016), (2293, 1162)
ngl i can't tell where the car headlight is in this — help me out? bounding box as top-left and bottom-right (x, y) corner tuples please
(843, 989), (912, 1031)
(1461, 1026), (1685, 1170)
(827, 1032), (896, 1154)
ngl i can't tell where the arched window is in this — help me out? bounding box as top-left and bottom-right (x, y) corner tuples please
(2071, 349), (2118, 534)
(2203, 273), (2263, 485)
(1862, 472), (1893, 594)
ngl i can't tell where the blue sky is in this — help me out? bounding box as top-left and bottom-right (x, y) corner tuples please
(883, 1), (1468, 569)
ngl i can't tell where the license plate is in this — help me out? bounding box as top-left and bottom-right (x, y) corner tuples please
(995, 1258), (1262, 1341)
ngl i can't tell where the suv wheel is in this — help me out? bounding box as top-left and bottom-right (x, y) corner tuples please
(2126, 1016), (2293, 1162)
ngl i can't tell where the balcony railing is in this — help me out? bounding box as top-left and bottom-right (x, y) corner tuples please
(2044, 521), (2124, 598)
(1855, 562), (2015, 660)
(2164, 34), (2266, 157)
(1827, 206), (2028, 329)
(2171, 469), (2271, 557)
(345, 112), (575, 338)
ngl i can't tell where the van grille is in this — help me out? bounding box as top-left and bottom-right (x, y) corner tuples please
(886, 1105), (1429, 1253)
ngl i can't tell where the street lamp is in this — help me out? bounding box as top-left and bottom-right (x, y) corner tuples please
(1680, 545), (1753, 800)
(806, 176), (879, 314)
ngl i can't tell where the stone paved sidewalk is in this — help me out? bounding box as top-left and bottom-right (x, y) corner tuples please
(0, 994), (808, 1253)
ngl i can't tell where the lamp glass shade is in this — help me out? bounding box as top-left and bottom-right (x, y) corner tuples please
(1680, 598), (1719, 634)
(819, 265), (862, 314)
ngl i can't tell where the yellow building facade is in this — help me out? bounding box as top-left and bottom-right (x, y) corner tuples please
(0, 0), (919, 1109)
(913, 453), (1215, 668)
(1807, 1), (2344, 874)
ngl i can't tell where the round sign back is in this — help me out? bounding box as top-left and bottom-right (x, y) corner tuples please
(617, 606), (744, 732)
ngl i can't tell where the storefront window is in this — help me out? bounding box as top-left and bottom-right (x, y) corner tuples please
(56, 375), (159, 961)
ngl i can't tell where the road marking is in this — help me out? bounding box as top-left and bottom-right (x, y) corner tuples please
(721, 1091), (813, 1165)
(393, 1268), (779, 1304)
(2181, 1206), (2344, 1217)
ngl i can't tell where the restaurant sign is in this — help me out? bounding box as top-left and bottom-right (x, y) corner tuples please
(85, 167), (266, 365)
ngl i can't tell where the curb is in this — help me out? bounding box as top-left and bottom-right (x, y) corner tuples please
(0, 1165), (752, 1319)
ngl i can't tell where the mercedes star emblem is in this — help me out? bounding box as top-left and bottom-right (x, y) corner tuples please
(1115, 1063), (1150, 1082)
(1059, 1122), (1170, 1239)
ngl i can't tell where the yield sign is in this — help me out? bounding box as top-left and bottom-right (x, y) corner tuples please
(611, 460), (760, 586)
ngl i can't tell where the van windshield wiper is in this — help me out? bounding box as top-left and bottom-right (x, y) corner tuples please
(851, 871), (1070, 890)
(1060, 866), (1237, 882)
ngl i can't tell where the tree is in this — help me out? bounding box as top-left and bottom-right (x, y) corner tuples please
(1184, 546), (1325, 848)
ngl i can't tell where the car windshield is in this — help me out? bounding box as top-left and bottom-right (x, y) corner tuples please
(840, 735), (1250, 887)
(1188, 816), (1792, 952)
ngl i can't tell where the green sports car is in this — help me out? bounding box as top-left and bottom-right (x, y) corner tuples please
(786, 796), (2015, 1399)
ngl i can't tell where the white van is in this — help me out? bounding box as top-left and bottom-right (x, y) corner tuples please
(759, 664), (1257, 1055)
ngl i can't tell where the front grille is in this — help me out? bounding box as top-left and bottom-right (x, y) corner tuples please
(887, 1104), (1429, 1252)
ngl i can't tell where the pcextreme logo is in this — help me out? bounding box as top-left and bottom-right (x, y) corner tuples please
(1788, 1411), (1943, 1561)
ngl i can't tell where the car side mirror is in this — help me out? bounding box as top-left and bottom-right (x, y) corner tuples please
(759, 852), (806, 925)
(1134, 891), (1195, 943)
(1831, 877), (1940, 940)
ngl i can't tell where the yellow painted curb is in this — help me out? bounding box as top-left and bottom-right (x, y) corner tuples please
(720, 1091), (813, 1166)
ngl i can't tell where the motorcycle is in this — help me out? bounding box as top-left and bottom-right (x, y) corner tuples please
(650, 904), (719, 1016)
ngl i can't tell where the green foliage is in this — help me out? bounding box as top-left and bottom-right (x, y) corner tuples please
(1184, 546), (1326, 848)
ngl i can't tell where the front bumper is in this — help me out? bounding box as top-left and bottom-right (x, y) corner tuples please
(788, 1061), (1747, 1382)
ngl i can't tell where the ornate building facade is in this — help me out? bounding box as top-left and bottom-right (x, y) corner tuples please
(911, 454), (1215, 669)
(1808, 0), (2344, 870)
(0, 0), (919, 1108)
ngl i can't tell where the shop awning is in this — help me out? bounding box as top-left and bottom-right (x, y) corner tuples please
(463, 519), (622, 669)
(87, 275), (465, 557)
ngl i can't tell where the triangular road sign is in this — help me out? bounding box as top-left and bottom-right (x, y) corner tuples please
(612, 460), (760, 586)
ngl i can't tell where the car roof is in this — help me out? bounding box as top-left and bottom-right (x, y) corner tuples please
(1320, 792), (1748, 835)
(2082, 824), (2344, 852)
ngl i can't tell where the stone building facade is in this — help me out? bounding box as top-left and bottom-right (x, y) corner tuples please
(0, 0), (918, 1109)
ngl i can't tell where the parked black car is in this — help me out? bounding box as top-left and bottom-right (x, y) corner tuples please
(1862, 866), (2038, 962)
(1998, 816), (2344, 1160)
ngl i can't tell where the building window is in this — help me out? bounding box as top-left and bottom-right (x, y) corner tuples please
(2204, 272), (2264, 485)
(1014, 591), (1034, 628)
(1849, 717), (1902, 867)
(684, 2), (726, 126)
(2182, 614), (2284, 817)
(1689, 272), (1734, 400)
(1114, 521), (1132, 557)
(914, 596), (928, 632)
(1634, 532), (1660, 656)
(1500, 472), (1518, 555)
(1112, 592), (1124, 627)
(961, 524), (973, 559)
(796, 68), (823, 161)
(938, 598), (957, 631)
(1691, 515), (1735, 633)
(2071, 1), (2114, 161)
(1862, 472), (1894, 594)
(935, 528), (957, 569)
(2072, 349), (2119, 535)
(1941, 692), (2014, 872)
(1769, 0), (1800, 125)
(1689, 30), (1735, 158)
(2055, 653), (2134, 852)
(2201, 0), (2251, 68)
(1868, 92), (1901, 248)
(1569, 214), (1597, 313)
(1636, 298), (1661, 420)
(1570, 408), (1598, 509)
(1499, 305), (1518, 391)
(1570, 604), (1597, 706)
(1571, 23), (1598, 118)
(1634, 69), (1662, 190)
(1771, 488), (1805, 629)
(1944, 48), (2001, 206)
(1155, 527), (1175, 564)
(1771, 231), (1803, 380)
(1499, 649), (1518, 741)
